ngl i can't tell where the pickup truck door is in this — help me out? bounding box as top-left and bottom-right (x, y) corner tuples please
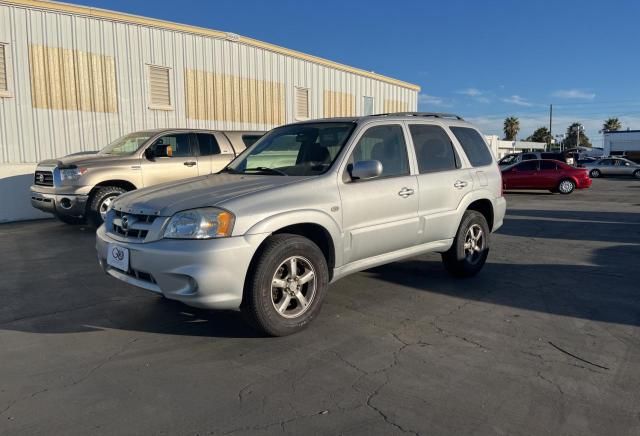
(141, 132), (199, 187)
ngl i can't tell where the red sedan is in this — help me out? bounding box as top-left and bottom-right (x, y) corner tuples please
(501, 159), (592, 194)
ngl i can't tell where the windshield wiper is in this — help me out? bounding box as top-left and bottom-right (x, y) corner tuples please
(244, 167), (288, 176)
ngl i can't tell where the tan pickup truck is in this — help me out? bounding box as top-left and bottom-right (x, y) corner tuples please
(30, 129), (263, 226)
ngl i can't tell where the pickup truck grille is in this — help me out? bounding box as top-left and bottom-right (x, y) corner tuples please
(111, 210), (157, 241)
(34, 171), (54, 186)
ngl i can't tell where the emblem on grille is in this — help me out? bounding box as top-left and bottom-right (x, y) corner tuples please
(121, 215), (129, 230)
(37, 174), (45, 183)
(112, 247), (125, 261)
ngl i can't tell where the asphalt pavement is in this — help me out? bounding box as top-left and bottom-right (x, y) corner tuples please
(1, 177), (639, 435)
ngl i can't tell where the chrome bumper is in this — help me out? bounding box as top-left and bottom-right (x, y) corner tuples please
(30, 189), (89, 218)
(95, 225), (269, 310)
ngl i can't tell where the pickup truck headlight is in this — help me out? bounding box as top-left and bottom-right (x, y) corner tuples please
(163, 208), (235, 239)
(60, 167), (88, 181)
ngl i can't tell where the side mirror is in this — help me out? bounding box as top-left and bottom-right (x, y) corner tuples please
(144, 147), (155, 161)
(350, 160), (383, 180)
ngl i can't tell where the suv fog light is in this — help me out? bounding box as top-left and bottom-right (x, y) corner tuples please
(60, 198), (72, 209)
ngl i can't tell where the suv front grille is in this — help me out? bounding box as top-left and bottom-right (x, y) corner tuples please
(34, 171), (54, 186)
(110, 210), (157, 241)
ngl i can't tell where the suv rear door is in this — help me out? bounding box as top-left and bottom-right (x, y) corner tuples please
(408, 122), (472, 242)
(338, 123), (419, 263)
(194, 132), (232, 175)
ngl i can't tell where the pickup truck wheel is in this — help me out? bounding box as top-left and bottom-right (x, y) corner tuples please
(442, 210), (490, 278)
(88, 186), (127, 227)
(243, 234), (329, 336)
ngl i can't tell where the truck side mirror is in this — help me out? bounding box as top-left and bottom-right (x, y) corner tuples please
(144, 147), (155, 161)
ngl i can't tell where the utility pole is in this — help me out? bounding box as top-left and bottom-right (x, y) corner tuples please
(548, 104), (553, 151)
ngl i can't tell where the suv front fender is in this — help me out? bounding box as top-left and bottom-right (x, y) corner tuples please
(244, 209), (344, 267)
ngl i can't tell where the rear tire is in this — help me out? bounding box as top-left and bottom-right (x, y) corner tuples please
(442, 210), (490, 278)
(87, 186), (127, 227)
(242, 234), (329, 336)
(633, 169), (640, 179)
(590, 169), (601, 178)
(558, 179), (575, 194)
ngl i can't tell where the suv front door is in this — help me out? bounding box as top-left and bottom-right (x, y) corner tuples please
(141, 132), (199, 186)
(338, 123), (419, 264)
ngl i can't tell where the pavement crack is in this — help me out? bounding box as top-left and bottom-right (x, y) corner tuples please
(365, 374), (420, 436)
(537, 371), (564, 395)
(548, 341), (610, 370)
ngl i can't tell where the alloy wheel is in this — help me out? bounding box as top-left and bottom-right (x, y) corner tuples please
(463, 224), (485, 264)
(270, 256), (317, 319)
(559, 180), (574, 194)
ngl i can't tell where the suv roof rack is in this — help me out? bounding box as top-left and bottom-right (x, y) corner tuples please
(371, 112), (465, 121)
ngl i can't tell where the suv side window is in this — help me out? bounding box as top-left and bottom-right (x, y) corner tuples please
(517, 161), (538, 171)
(196, 133), (221, 156)
(242, 135), (263, 148)
(449, 127), (494, 167)
(409, 124), (459, 173)
(522, 153), (538, 160)
(153, 133), (193, 158)
(348, 124), (409, 179)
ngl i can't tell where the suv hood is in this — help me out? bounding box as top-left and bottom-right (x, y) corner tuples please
(113, 174), (306, 216)
(38, 153), (129, 168)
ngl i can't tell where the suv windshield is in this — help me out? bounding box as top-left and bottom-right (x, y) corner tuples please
(225, 122), (355, 176)
(100, 132), (154, 156)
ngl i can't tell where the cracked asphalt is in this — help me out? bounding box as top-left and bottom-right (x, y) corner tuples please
(1, 178), (639, 435)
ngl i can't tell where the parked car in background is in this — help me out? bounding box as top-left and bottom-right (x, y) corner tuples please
(30, 129), (264, 226)
(96, 112), (506, 336)
(501, 159), (592, 194)
(498, 151), (567, 167)
(582, 157), (640, 179)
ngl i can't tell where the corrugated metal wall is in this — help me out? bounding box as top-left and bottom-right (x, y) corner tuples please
(0, 1), (418, 164)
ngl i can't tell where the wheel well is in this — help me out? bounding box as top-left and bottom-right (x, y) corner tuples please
(92, 180), (137, 192)
(467, 199), (494, 231)
(273, 224), (335, 275)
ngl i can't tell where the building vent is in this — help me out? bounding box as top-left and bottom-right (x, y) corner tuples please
(149, 65), (171, 109)
(295, 87), (309, 119)
(0, 44), (7, 92)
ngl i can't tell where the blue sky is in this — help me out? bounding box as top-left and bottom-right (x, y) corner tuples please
(73, 0), (640, 144)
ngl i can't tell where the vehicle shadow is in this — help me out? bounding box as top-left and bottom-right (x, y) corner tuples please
(366, 243), (640, 327)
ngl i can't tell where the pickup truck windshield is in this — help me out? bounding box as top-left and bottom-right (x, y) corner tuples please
(225, 122), (355, 176)
(100, 132), (154, 156)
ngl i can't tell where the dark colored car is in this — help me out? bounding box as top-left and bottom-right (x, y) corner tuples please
(501, 159), (592, 194)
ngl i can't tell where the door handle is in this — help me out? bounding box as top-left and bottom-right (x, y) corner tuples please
(184, 161), (197, 167)
(453, 180), (468, 189)
(398, 187), (415, 198)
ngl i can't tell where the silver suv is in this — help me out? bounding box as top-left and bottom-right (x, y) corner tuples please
(96, 113), (506, 336)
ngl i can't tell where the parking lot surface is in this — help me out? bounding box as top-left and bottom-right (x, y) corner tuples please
(1, 178), (639, 435)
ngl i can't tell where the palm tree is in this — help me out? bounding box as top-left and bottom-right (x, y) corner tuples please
(503, 116), (520, 141)
(603, 118), (622, 132)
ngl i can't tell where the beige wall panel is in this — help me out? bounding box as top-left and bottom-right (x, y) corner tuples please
(324, 90), (355, 117)
(384, 99), (409, 113)
(186, 68), (284, 124)
(28, 44), (117, 113)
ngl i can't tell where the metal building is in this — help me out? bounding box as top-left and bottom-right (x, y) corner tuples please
(0, 0), (420, 222)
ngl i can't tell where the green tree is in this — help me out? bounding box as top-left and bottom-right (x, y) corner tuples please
(526, 126), (552, 144)
(603, 117), (622, 131)
(503, 116), (520, 140)
(563, 122), (592, 148)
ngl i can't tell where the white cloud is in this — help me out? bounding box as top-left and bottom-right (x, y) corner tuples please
(418, 93), (450, 107)
(501, 95), (533, 107)
(552, 89), (596, 100)
(458, 88), (483, 97)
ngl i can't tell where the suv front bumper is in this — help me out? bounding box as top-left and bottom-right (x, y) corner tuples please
(95, 225), (269, 310)
(30, 188), (89, 218)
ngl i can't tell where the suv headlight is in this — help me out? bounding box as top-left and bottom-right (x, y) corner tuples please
(163, 208), (235, 239)
(60, 167), (88, 181)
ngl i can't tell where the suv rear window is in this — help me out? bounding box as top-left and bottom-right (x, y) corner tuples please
(450, 127), (494, 167)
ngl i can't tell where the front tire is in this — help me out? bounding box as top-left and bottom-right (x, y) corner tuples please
(590, 169), (601, 178)
(633, 169), (640, 179)
(442, 210), (490, 278)
(88, 186), (127, 227)
(558, 179), (575, 194)
(242, 234), (329, 336)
